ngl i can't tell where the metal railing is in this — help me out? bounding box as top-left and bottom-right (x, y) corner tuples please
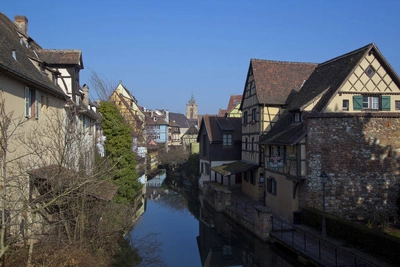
(270, 216), (369, 267)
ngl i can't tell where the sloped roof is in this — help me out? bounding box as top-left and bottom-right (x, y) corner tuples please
(245, 59), (317, 106)
(0, 13), (66, 97)
(288, 43), (368, 112)
(27, 165), (119, 201)
(169, 112), (190, 128)
(182, 124), (199, 136)
(218, 109), (227, 116)
(211, 161), (259, 176)
(259, 43), (400, 146)
(144, 111), (168, 126)
(198, 115), (241, 143)
(258, 111), (306, 145)
(88, 180), (119, 201)
(227, 94), (242, 111)
(37, 49), (83, 67)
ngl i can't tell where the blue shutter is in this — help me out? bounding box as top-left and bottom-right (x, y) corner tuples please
(353, 96), (363, 110)
(381, 96), (390, 111)
(25, 87), (30, 117)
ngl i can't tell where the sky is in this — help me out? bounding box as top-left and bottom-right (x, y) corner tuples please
(2, 0), (400, 115)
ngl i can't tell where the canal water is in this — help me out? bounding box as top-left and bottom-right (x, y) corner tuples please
(128, 176), (305, 267)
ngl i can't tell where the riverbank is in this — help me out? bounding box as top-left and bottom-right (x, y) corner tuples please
(201, 182), (394, 267)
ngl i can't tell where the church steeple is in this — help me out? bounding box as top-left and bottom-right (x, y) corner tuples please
(186, 92), (198, 119)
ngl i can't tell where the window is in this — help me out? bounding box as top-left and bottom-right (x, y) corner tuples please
(353, 95), (390, 111)
(294, 112), (300, 122)
(222, 133), (232, 146)
(396, 101), (400, 110)
(365, 65), (375, 78)
(251, 138), (254, 152)
(342, 100), (349, 111)
(245, 138), (248, 151)
(267, 177), (277, 195)
(259, 173), (264, 183)
(25, 87), (39, 119)
(243, 111), (248, 124)
(363, 96), (379, 109)
(251, 108), (256, 122)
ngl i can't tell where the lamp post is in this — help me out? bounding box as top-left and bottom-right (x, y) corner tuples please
(319, 171), (328, 237)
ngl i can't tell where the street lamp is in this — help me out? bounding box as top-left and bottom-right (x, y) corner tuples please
(319, 171), (328, 237)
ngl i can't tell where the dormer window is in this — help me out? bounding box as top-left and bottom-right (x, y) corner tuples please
(294, 112), (301, 122)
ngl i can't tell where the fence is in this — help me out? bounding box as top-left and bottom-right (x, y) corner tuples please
(270, 216), (370, 267)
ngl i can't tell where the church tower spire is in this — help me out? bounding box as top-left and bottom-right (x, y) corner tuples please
(186, 92), (198, 119)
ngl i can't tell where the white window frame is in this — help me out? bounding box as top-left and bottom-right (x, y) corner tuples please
(363, 96), (379, 109)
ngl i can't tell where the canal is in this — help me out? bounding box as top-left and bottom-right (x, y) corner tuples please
(128, 174), (306, 267)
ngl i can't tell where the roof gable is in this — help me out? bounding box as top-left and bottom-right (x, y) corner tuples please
(198, 116), (241, 143)
(288, 43), (400, 112)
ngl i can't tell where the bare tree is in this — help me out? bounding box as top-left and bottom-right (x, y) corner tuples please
(88, 70), (117, 102)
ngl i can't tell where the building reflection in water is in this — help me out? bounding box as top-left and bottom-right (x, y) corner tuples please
(197, 200), (305, 267)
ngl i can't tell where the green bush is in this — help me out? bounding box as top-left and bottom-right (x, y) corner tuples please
(302, 207), (400, 266)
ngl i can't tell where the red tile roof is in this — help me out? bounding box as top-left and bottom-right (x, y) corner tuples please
(250, 59), (317, 105)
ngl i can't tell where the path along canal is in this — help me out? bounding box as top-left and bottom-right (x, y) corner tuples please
(128, 177), (306, 267)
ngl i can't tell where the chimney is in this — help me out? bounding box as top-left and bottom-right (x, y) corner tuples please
(82, 85), (89, 108)
(14, 15), (28, 36)
(166, 110), (169, 123)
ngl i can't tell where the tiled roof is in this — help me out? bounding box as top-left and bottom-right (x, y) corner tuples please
(258, 111), (306, 145)
(144, 111), (168, 125)
(169, 112), (190, 128)
(259, 43), (400, 146)
(218, 109), (227, 116)
(250, 59), (317, 105)
(88, 180), (119, 201)
(27, 165), (118, 201)
(288, 44), (373, 112)
(183, 124), (198, 136)
(227, 94), (242, 111)
(200, 115), (241, 143)
(0, 13), (66, 97)
(37, 49), (83, 67)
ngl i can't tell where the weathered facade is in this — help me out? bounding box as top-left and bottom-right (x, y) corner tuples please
(240, 59), (317, 201)
(259, 43), (400, 221)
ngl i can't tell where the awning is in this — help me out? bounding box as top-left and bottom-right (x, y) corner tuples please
(211, 161), (259, 176)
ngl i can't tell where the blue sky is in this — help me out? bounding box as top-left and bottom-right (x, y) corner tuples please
(2, 0), (400, 115)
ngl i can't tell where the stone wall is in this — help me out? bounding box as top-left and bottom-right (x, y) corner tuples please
(304, 114), (400, 220)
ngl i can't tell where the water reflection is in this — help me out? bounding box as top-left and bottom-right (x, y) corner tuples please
(198, 200), (305, 267)
(128, 172), (304, 267)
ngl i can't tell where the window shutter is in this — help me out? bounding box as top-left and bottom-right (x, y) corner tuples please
(35, 91), (40, 119)
(353, 96), (363, 110)
(25, 87), (30, 117)
(381, 96), (390, 111)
